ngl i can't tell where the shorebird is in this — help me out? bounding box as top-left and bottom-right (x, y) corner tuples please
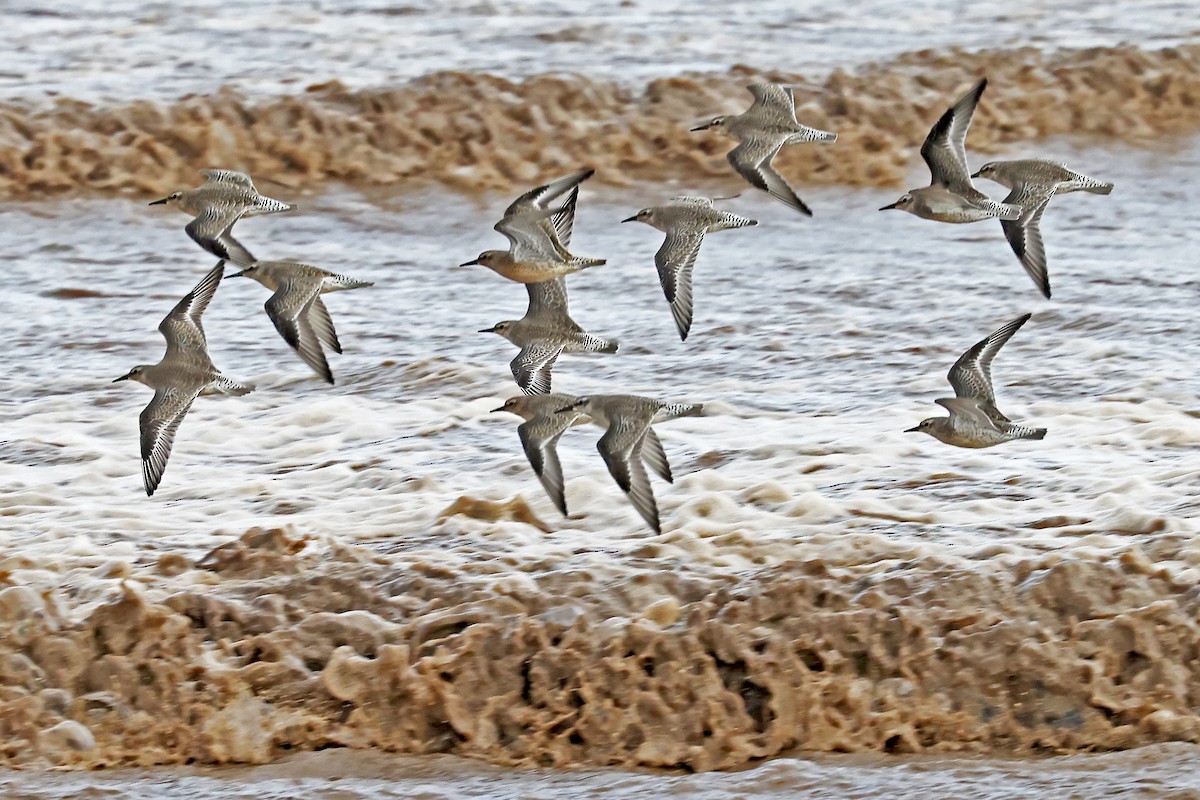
(907, 313), (1046, 448)
(113, 261), (254, 496)
(494, 393), (586, 516)
(691, 83), (836, 216)
(879, 79), (1021, 223)
(149, 169), (296, 265)
(462, 169), (606, 283)
(556, 394), (704, 533)
(972, 159), (1115, 299)
(480, 318), (618, 395)
(623, 196), (757, 340)
(229, 260), (373, 384)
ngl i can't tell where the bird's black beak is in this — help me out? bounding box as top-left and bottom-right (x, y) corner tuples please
(113, 373), (131, 383)
(478, 326), (497, 333)
(879, 201), (900, 211)
(904, 425), (921, 432)
(970, 169), (981, 178)
(227, 270), (247, 278)
(491, 405), (507, 413)
(621, 215), (637, 223)
(459, 258), (480, 267)
(689, 124), (710, 132)
(148, 197), (170, 205)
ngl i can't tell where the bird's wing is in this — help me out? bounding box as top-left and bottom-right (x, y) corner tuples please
(500, 168), (594, 219)
(265, 282), (333, 383)
(159, 261), (223, 367)
(522, 277), (582, 332)
(640, 427), (673, 484)
(934, 396), (1004, 431)
(185, 207), (251, 262)
(746, 83), (797, 120)
(546, 185), (579, 252)
(668, 196), (716, 208)
(497, 173), (590, 260)
(495, 215), (557, 261)
(517, 415), (573, 516)
(308, 295), (343, 353)
(1000, 186), (1056, 300)
(139, 386), (201, 496)
(200, 168), (256, 189)
(920, 78), (987, 194)
(511, 340), (564, 396)
(727, 138), (812, 216)
(216, 227), (257, 268)
(654, 228), (705, 341)
(598, 423), (661, 533)
(947, 312), (1032, 405)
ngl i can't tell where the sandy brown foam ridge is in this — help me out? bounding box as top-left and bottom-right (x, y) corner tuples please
(0, 44), (1197, 199)
(3, 527), (1199, 769)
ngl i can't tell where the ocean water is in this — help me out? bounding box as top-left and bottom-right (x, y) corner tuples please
(0, 0), (1196, 102)
(2, 0), (1200, 796)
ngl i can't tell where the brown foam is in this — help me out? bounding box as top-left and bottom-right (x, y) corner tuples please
(0, 44), (1197, 199)
(3, 526), (1200, 769)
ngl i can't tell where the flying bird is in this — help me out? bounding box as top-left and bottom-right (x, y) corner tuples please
(149, 169), (295, 265)
(907, 313), (1046, 448)
(691, 83), (836, 216)
(113, 261), (254, 495)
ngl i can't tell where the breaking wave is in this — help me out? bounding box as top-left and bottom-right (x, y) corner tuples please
(0, 44), (1196, 198)
(5, 526), (1200, 768)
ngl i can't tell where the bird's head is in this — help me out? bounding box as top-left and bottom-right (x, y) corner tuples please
(148, 191), (184, 207)
(113, 365), (150, 386)
(905, 418), (938, 435)
(880, 193), (914, 212)
(479, 320), (516, 337)
(690, 115), (727, 133)
(227, 263), (259, 279)
(460, 250), (507, 268)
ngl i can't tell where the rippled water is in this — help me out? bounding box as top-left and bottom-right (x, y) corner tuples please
(4, 139), (1198, 554)
(4, 745), (1200, 799)
(1, 0), (1197, 102)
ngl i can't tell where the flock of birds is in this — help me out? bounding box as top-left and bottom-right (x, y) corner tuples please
(115, 77), (1113, 532)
